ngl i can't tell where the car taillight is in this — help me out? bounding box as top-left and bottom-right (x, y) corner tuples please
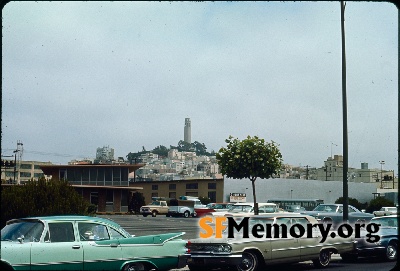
(186, 240), (191, 253)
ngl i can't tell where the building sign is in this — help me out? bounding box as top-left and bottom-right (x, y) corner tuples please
(230, 193), (246, 203)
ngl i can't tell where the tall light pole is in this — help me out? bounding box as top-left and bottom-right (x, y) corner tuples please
(341, 1), (349, 222)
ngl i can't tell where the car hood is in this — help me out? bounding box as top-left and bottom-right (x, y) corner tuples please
(300, 211), (327, 216)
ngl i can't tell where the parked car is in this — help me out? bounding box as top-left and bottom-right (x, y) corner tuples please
(1, 215), (189, 271)
(286, 205), (306, 213)
(212, 202), (282, 217)
(195, 203), (233, 217)
(300, 204), (374, 226)
(167, 197), (206, 218)
(187, 213), (356, 271)
(373, 207), (398, 217)
(340, 214), (398, 262)
(140, 200), (169, 217)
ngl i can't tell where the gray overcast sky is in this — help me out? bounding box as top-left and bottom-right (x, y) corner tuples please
(2, 1), (398, 175)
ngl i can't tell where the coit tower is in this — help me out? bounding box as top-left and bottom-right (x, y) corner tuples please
(184, 118), (191, 144)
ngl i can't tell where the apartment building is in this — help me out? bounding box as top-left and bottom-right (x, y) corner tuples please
(1, 160), (52, 184)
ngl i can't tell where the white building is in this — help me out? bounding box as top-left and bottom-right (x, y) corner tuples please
(96, 145), (114, 161)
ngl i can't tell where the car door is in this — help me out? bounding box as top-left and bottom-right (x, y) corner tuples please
(30, 222), (83, 270)
(297, 218), (321, 260)
(269, 218), (300, 263)
(78, 222), (122, 270)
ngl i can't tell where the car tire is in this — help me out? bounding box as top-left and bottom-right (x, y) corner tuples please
(236, 250), (260, 271)
(312, 250), (331, 267)
(166, 213), (170, 217)
(151, 211), (157, 217)
(123, 262), (147, 271)
(142, 214), (148, 217)
(184, 211), (190, 218)
(385, 241), (397, 261)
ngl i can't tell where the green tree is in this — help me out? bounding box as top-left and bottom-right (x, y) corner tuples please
(365, 196), (395, 213)
(335, 197), (368, 211)
(177, 140), (192, 152)
(129, 192), (146, 214)
(216, 135), (283, 215)
(152, 145), (169, 157)
(1, 177), (90, 228)
(198, 196), (212, 205)
(193, 141), (208, 156)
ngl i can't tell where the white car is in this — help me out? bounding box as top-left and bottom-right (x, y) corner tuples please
(373, 207), (398, 217)
(212, 202), (282, 216)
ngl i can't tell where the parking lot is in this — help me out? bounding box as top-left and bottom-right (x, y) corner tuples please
(99, 214), (397, 271)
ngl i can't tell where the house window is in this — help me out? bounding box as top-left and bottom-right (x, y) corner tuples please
(152, 185), (158, 190)
(169, 184), (176, 190)
(59, 169), (67, 180)
(186, 183), (198, 189)
(208, 183), (216, 189)
(106, 190), (113, 205)
(151, 192), (158, 198)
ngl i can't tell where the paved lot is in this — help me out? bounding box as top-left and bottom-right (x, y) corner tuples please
(99, 215), (397, 271)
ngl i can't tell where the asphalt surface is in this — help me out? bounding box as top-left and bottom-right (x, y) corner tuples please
(98, 214), (397, 271)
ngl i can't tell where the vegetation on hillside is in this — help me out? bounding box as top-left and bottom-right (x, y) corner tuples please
(126, 141), (215, 162)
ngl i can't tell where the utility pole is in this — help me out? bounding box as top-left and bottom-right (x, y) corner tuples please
(13, 150), (18, 184)
(304, 165), (309, 180)
(341, 1), (349, 222)
(379, 160), (385, 188)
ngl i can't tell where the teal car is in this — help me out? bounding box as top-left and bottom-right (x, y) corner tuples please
(1, 215), (189, 271)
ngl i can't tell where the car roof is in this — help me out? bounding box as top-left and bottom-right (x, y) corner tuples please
(227, 213), (318, 221)
(7, 215), (121, 228)
(233, 202), (276, 206)
(372, 214), (399, 219)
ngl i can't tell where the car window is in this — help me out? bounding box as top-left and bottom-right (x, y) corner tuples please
(108, 227), (126, 240)
(48, 222), (75, 242)
(374, 217), (398, 227)
(276, 217), (292, 226)
(348, 206), (357, 213)
(314, 205), (336, 212)
(78, 223), (110, 241)
(1, 221), (44, 242)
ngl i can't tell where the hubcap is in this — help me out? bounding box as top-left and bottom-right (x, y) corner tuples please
(239, 253), (255, 271)
(387, 245), (397, 260)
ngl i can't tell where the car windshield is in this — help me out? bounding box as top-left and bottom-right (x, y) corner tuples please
(229, 205), (253, 213)
(313, 205), (338, 212)
(373, 217), (398, 227)
(1, 221), (44, 242)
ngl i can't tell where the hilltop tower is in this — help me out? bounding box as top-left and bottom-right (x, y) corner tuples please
(184, 118), (191, 144)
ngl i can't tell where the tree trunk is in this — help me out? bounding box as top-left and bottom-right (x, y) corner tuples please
(251, 178), (258, 215)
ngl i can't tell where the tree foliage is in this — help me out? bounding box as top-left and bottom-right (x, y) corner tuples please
(365, 196), (395, 213)
(128, 192), (146, 214)
(152, 145), (169, 157)
(198, 196), (212, 205)
(216, 135), (283, 214)
(1, 177), (90, 228)
(128, 141), (214, 161)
